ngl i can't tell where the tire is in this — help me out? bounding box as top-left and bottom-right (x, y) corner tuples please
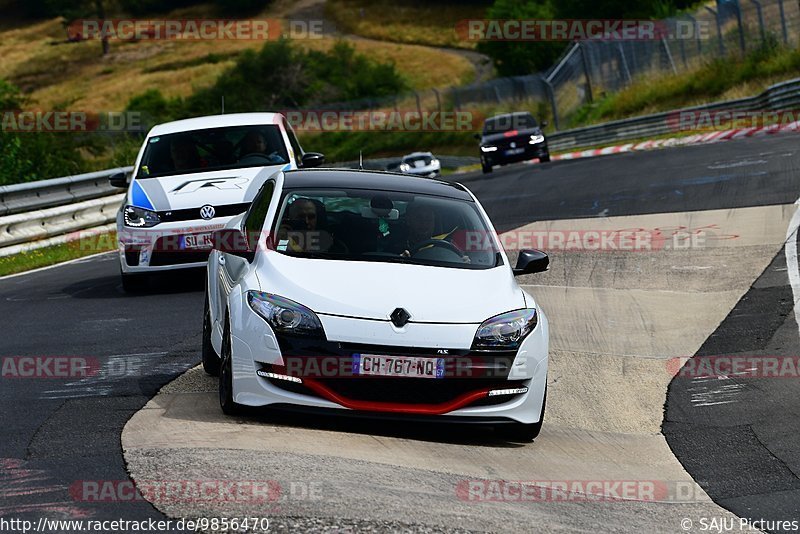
(202, 288), (220, 376)
(496, 387), (547, 443)
(219, 319), (243, 415)
(481, 163), (493, 174)
(121, 272), (148, 293)
(539, 154), (551, 163)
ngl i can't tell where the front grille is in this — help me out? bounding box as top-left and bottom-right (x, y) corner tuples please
(149, 238), (211, 266)
(158, 203), (249, 223)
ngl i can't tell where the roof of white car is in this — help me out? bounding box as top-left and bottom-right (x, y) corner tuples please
(148, 113), (283, 136)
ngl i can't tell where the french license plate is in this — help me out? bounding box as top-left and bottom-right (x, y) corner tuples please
(353, 354), (445, 379)
(182, 233), (213, 249)
(505, 147), (525, 156)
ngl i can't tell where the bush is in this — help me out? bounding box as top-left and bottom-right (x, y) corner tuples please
(127, 39), (408, 126)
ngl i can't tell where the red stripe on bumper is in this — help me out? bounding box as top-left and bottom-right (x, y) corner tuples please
(302, 378), (491, 415)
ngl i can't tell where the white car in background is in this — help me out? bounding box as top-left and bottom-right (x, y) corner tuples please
(398, 152), (441, 178)
(203, 168), (550, 441)
(110, 112), (324, 292)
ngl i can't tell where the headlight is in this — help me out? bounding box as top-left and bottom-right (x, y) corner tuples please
(247, 291), (325, 337)
(529, 134), (545, 144)
(472, 309), (537, 350)
(123, 205), (160, 228)
(480, 146), (498, 152)
(430, 159), (439, 166)
(399, 163), (411, 172)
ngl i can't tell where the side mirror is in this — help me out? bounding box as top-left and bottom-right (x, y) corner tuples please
(109, 171), (128, 188)
(301, 152), (325, 168)
(541, 120), (549, 128)
(473, 133), (482, 141)
(212, 228), (253, 259)
(513, 249), (549, 276)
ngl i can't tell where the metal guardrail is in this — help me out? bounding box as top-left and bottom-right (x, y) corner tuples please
(0, 167), (131, 217)
(0, 194), (124, 249)
(546, 77), (800, 151)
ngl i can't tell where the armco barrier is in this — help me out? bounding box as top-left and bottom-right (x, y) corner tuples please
(0, 167), (132, 217)
(0, 194), (124, 248)
(547, 77), (800, 151)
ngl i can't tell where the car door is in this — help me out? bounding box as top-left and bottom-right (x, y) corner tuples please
(214, 179), (276, 329)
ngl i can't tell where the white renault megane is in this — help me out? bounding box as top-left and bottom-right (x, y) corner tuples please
(203, 168), (550, 441)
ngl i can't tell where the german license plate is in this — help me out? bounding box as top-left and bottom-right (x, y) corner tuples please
(182, 233), (213, 249)
(353, 354), (445, 379)
(505, 148), (524, 156)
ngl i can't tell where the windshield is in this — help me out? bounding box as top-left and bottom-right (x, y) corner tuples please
(270, 188), (500, 270)
(136, 125), (289, 178)
(483, 114), (538, 135)
(402, 155), (434, 167)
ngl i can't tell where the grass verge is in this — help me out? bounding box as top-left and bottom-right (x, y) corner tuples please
(0, 232), (116, 277)
(570, 38), (800, 127)
(324, 0), (489, 49)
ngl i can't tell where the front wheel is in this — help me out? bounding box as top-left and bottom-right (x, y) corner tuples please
(539, 154), (551, 163)
(219, 321), (243, 415)
(496, 387), (546, 442)
(202, 288), (220, 376)
(481, 162), (493, 174)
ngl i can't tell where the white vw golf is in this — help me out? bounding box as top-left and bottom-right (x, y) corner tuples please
(203, 168), (550, 441)
(110, 112), (324, 292)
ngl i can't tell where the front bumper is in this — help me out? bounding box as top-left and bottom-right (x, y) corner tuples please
(117, 217), (233, 273)
(229, 300), (549, 424)
(482, 142), (549, 167)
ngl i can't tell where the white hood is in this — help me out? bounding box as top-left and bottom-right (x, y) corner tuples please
(256, 252), (527, 324)
(131, 166), (285, 211)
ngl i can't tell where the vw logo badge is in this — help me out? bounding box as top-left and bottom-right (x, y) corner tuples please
(200, 205), (215, 220)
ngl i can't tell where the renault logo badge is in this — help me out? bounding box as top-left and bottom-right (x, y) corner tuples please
(390, 308), (411, 328)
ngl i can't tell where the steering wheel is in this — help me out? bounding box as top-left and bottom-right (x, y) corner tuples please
(410, 239), (466, 257)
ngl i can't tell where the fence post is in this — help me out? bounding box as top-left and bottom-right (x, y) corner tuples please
(661, 37), (678, 74)
(778, 0), (789, 44)
(750, 0), (766, 42)
(451, 87), (461, 111)
(432, 88), (442, 114)
(734, 2), (746, 53)
(542, 77), (560, 131)
(414, 91), (422, 116)
(617, 42), (632, 83)
(579, 41), (594, 103)
(705, 7), (725, 56)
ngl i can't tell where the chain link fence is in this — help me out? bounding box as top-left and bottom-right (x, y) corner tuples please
(315, 0), (800, 132)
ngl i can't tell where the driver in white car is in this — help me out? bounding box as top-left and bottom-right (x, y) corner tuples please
(399, 202), (470, 263)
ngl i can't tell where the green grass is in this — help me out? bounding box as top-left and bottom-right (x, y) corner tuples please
(0, 232), (116, 277)
(569, 37), (800, 127)
(325, 0), (490, 49)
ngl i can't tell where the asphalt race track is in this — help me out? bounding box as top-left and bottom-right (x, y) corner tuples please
(3, 133), (800, 532)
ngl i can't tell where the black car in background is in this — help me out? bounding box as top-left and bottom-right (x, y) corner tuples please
(476, 112), (549, 174)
